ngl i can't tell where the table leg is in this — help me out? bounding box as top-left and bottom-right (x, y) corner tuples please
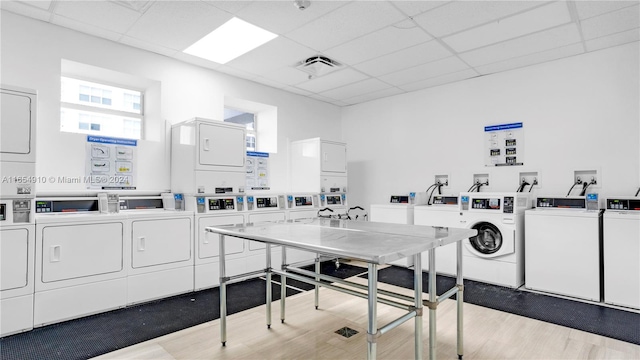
(266, 244), (272, 329)
(429, 249), (436, 360)
(367, 263), (378, 360)
(414, 254), (423, 360)
(457, 241), (464, 359)
(219, 235), (227, 346)
(314, 255), (320, 309)
(280, 246), (287, 323)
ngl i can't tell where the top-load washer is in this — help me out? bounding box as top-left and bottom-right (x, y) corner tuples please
(525, 195), (603, 301)
(119, 194), (194, 305)
(414, 195), (461, 276)
(33, 196), (129, 327)
(458, 192), (531, 288)
(603, 197), (639, 309)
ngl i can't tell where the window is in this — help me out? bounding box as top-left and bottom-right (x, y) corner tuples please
(60, 77), (143, 139)
(224, 108), (256, 151)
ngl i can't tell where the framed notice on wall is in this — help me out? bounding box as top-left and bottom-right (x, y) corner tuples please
(484, 122), (524, 167)
(246, 151), (270, 190)
(86, 136), (137, 189)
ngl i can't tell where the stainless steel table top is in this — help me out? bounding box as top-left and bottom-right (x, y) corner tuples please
(206, 218), (477, 265)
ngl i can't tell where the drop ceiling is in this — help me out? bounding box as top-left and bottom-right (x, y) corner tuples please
(2, 0), (639, 106)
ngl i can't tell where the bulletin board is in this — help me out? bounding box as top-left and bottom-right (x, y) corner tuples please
(86, 135), (137, 189)
(246, 151), (270, 190)
(484, 122), (524, 166)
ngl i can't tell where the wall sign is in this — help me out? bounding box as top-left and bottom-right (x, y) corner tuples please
(86, 136), (137, 189)
(484, 122), (524, 167)
(246, 151), (269, 190)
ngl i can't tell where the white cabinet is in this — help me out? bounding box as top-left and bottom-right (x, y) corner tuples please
(131, 218), (191, 268)
(0, 85), (36, 162)
(171, 118), (246, 194)
(290, 138), (347, 193)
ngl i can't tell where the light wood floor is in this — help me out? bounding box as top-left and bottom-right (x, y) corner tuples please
(93, 274), (640, 360)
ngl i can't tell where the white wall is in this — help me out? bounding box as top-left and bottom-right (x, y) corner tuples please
(1, 11), (342, 193)
(342, 42), (640, 210)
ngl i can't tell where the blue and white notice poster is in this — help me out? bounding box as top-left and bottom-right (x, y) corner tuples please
(246, 151), (270, 190)
(86, 136), (137, 189)
(484, 122), (524, 166)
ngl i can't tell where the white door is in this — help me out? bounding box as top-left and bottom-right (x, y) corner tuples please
(1, 90), (34, 158)
(131, 218), (191, 268)
(198, 215), (244, 259)
(41, 223), (123, 282)
(1, 228), (29, 291)
(320, 142), (346, 173)
(198, 122), (245, 168)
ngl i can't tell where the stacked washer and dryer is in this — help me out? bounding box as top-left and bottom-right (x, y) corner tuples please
(0, 85), (37, 336)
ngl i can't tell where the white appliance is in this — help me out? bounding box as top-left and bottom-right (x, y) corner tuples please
(414, 195), (461, 276)
(525, 195), (603, 301)
(458, 192), (531, 288)
(188, 194), (247, 291)
(245, 194), (286, 271)
(33, 197), (129, 326)
(120, 194), (194, 305)
(171, 118), (246, 195)
(0, 198), (35, 336)
(1, 85), (37, 336)
(290, 137), (347, 194)
(285, 193), (320, 265)
(370, 194), (428, 267)
(603, 197), (639, 309)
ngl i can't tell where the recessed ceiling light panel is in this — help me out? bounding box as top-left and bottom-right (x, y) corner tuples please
(183, 17), (277, 64)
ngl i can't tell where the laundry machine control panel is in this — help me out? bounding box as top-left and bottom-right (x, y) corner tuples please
(607, 198), (640, 211)
(536, 197), (585, 209)
(432, 196), (457, 205)
(247, 195), (285, 211)
(287, 194), (318, 209)
(390, 195), (409, 204)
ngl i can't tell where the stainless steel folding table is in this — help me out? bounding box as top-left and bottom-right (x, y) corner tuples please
(206, 218), (476, 360)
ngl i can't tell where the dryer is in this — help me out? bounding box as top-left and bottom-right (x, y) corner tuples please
(525, 195), (603, 301)
(33, 197), (129, 327)
(603, 197), (639, 309)
(414, 195), (461, 276)
(0, 198), (35, 336)
(458, 192), (531, 288)
(120, 194), (194, 305)
(188, 194), (246, 291)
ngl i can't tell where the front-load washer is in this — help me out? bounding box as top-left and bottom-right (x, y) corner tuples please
(0, 198), (35, 336)
(525, 195), (603, 302)
(458, 192), (531, 288)
(34, 197), (129, 327)
(414, 195), (461, 276)
(119, 194), (194, 305)
(188, 194), (247, 291)
(245, 194), (286, 271)
(603, 197), (639, 309)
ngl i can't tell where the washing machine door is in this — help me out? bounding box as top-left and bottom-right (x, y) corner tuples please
(467, 222), (503, 256)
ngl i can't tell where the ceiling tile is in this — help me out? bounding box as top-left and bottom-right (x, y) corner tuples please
(319, 78), (392, 101)
(215, 65), (260, 81)
(16, 0), (52, 10)
(580, 4), (639, 40)
(120, 35), (178, 57)
(51, 14), (123, 42)
(442, 1), (572, 53)
(1, 1), (52, 21)
(397, 68), (479, 92)
(294, 68), (369, 93)
(585, 28), (640, 51)
(235, 1), (347, 35)
(323, 23), (432, 65)
(353, 40), (453, 77)
(225, 37), (316, 75)
(575, 0), (638, 20)
(282, 86), (314, 97)
(378, 56), (470, 86)
(341, 86), (405, 106)
(285, 1), (406, 51)
(412, 0), (545, 38)
(54, 1), (141, 34)
(202, 0), (254, 15)
(392, 1), (450, 17)
(475, 43), (585, 75)
(259, 66), (309, 86)
(251, 76), (288, 90)
(459, 23), (582, 67)
(126, 1), (232, 51)
(173, 51), (223, 71)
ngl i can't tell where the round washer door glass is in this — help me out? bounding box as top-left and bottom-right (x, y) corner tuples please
(470, 222), (502, 254)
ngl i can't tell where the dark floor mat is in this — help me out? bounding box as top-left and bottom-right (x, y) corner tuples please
(0, 278), (299, 360)
(366, 266), (640, 345)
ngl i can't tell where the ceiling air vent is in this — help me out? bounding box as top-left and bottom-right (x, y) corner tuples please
(296, 55), (342, 79)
